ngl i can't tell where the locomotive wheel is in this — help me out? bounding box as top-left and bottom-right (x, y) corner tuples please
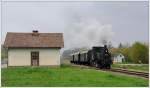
(95, 63), (98, 68)
(93, 62), (96, 67)
(107, 64), (111, 69)
(90, 60), (93, 66)
(99, 65), (103, 69)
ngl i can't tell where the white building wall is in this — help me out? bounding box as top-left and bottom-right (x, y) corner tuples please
(116, 56), (122, 62)
(8, 48), (60, 66)
(8, 49), (31, 66)
(113, 55), (124, 63)
(39, 49), (60, 66)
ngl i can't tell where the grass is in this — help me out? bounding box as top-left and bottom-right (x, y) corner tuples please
(2, 64), (149, 87)
(112, 64), (149, 72)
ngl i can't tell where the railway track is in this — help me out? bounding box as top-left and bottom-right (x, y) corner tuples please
(106, 68), (149, 79)
(72, 64), (149, 79)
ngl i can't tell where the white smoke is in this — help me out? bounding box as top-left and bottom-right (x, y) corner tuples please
(64, 17), (114, 49)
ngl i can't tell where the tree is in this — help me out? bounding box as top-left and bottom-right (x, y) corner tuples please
(109, 48), (120, 57)
(130, 42), (149, 64)
(118, 43), (123, 48)
(119, 48), (132, 62)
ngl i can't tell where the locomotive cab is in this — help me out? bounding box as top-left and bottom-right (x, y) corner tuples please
(92, 47), (104, 68)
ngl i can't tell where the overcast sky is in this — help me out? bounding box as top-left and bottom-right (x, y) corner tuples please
(1, 1), (149, 49)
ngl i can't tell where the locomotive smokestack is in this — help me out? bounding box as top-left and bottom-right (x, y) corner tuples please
(104, 45), (107, 48)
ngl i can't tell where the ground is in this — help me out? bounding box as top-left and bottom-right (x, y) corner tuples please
(1, 64), (149, 87)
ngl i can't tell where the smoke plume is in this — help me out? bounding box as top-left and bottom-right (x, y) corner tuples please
(64, 17), (114, 49)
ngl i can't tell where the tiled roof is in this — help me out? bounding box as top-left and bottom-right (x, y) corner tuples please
(4, 32), (64, 48)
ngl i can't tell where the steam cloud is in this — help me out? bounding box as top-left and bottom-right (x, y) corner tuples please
(64, 17), (114, 49)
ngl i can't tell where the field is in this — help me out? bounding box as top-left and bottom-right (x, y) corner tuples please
(1, 64), (148, 87)
(112, 64), (149, 72)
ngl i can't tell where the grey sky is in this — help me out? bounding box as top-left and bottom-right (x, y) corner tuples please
(1, 1), (149, 49)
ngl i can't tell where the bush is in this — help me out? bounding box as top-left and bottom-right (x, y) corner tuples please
(1, 45), (8, 59)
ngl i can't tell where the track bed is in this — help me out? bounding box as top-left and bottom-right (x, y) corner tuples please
(106, 68), (149, 79)
(72, 64), (149, 79)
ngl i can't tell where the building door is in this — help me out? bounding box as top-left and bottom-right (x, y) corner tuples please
(31, 52), (39, 66)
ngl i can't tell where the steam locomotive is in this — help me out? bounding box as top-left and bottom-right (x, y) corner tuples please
(70, 45), (112, 69)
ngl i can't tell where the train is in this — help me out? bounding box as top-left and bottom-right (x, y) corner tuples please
(70, 45), (112, 69)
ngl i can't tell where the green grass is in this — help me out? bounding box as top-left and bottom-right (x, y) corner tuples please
(2, 65), (149, 87)
(112, 64), (149, 72)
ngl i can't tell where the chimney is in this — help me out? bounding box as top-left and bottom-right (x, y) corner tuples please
(32, 30), (39, 36)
